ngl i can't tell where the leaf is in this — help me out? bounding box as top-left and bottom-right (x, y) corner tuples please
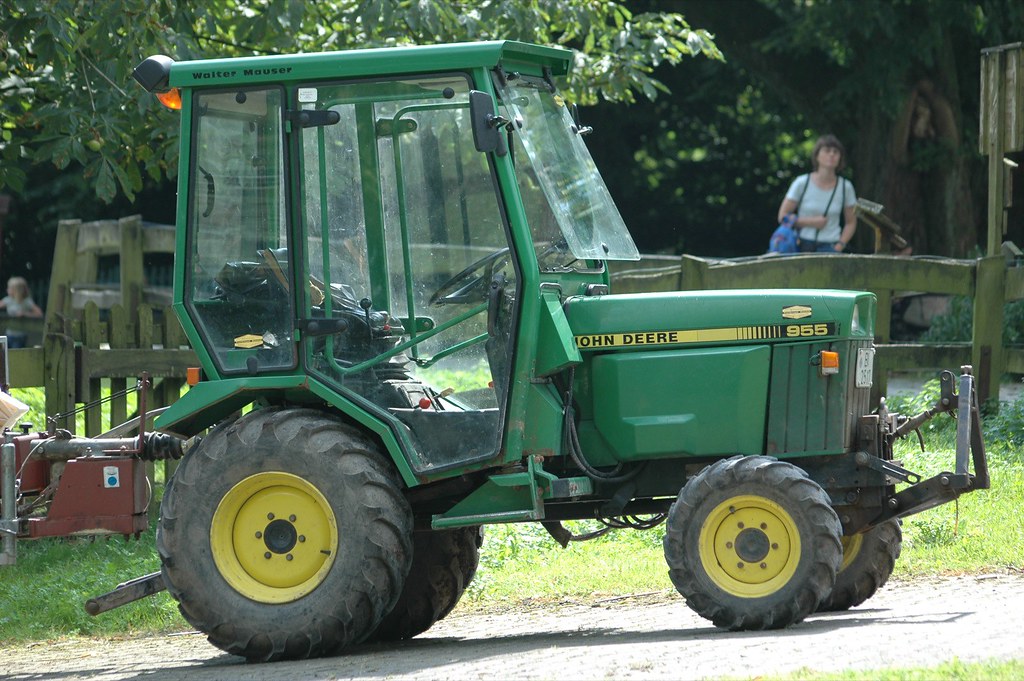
(95, 158), (117, 203)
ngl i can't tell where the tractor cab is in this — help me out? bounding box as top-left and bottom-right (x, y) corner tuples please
(140, 43), (638, 476)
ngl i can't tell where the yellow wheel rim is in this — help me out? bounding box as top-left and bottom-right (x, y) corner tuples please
(838, 532), (864, 573)
(211, 472), (338, 604)
(699, 494), (802, 598)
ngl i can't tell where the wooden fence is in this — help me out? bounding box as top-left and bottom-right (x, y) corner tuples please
(8, 302), (195, 436)
(5, 215), (194, 438)
(610, 247), (1023, 404)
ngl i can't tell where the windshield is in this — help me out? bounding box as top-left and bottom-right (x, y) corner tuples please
(501, 78), (639, 264)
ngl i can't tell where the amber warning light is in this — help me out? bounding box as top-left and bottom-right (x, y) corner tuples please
(819, 351), (840, 377)
(156, 88), (182, 110)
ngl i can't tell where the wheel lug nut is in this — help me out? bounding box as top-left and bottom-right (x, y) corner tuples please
(760, 562), (767, 569)
(289, 515), (297, 522)
(737, 522), (745, 529)
(737, 562), (744, 569)
(772, 543), (779, 550)
(264, 552), (272, 559)
(286, 554), (293, 561)
(299, 535), (306, 543)
(760, 523), (767, 530)
(255, 531), (262, 539)
(267, 513), (275, 520)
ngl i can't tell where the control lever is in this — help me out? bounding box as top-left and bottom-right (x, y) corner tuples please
(360, 298), (373, 341)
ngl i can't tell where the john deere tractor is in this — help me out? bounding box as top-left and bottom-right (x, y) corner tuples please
(125, 41), (987, 661)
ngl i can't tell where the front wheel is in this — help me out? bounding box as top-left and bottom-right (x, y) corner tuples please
(664, 456), (842, 630)
(157, 407), (413, 661)
(818, 519), (902, 612)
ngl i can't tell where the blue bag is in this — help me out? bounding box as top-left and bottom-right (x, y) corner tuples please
(768, 214), (798, 254)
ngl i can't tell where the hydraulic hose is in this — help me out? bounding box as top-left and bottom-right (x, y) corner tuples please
(561, 367), (643, 484)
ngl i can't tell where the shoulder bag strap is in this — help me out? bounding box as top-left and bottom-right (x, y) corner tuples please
(794, 174), (810, 211)
(821, 180), (839, 218)
(839, 177), (846, 228)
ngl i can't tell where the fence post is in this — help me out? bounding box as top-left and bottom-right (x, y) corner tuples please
(108, 304), (130, 428)
(43, 331), (75, 434)
(160, 305), (185, 481)
(120, 215), (145, 312)
(81, 302), (104, 436)
(44, 220), (80, 330)
(979, 44), (1023, 256)
(973, 255), (1006, 403)
(678, 254), (709, 290)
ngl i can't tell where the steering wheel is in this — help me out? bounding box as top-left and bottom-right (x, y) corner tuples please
(429, 248), (510, 306)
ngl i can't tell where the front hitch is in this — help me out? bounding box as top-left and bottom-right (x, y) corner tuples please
(877, 366), (990, 523)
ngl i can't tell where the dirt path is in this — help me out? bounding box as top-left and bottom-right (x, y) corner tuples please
(3, 573), (1023, 680)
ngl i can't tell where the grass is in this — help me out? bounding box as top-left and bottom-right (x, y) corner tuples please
(1, 381), (1022, 656)
(0, 535), (181, 642)
(8, 385), (140, 435)
(771, 658), (1024, 680)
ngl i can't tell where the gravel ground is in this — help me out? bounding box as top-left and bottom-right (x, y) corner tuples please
(2, 573), (1023, 681)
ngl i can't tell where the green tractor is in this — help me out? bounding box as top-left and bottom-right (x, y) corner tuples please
(128, 41), (988, 661)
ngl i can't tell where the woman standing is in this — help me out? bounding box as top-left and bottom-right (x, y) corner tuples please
(777, 135), (857, 253)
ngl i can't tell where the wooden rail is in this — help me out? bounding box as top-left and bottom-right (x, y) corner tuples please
(610, 250), (1024, 404)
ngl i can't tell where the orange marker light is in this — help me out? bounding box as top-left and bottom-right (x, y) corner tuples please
(186, 366), (202, 386)
(820, 351), (840, 376)
(156, 88), (182, 110)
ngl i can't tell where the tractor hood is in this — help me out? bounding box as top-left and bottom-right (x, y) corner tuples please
(562, 289), (876, 351)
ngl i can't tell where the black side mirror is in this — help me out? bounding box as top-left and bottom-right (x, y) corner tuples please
(469, 90), (508, 157)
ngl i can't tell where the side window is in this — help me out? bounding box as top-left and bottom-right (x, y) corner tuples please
(186, 87), (293, 374)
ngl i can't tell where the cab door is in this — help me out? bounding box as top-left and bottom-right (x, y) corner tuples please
(293, 75), (518, 475)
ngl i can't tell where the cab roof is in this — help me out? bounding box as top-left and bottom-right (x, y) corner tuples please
(134, 41), (573, 93)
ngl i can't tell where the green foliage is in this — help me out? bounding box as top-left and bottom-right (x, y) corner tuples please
(888, 375), (1024, 466)
(920, 296), (1024, 346)
(593, 0), (1024, 257)
(0, 0), (720, 204)
(885, 378), (959, 442)
(981, 396), (1024, 455)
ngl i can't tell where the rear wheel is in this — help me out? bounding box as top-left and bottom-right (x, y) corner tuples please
(157, 407), (413, 661)
(818, 520), (902, 612)
(369, 526), (484, 641)
(664, 455), (842, 630)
